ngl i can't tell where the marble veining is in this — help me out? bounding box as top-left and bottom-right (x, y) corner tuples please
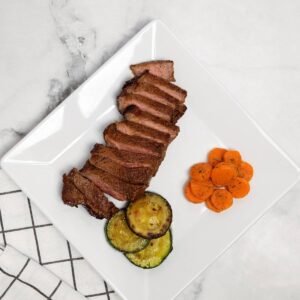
(177, 277), (204, 300)
(47, 78), (67, 112)
(47, 0), (95, 111)
(1, 0), (300, 299)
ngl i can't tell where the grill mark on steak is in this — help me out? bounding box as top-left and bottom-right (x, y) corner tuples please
(136, 71), (187, 103)
(103, 123), (165, 157)
(115, 120), (171, 145)
(124, 106), (179, 139)
(130, 60), (175, 81)
(62, 169), (118, 219)
(89, 153), (153, 185)
(91, 144), (160, 173)
(81, 162), (147, 201)
(118, 92), (178, 123)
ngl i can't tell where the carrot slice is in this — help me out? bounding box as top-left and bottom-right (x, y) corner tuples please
(190, 180), (214, 202)
(227, 177), (250, 198)
(211, 162), (238, 186)
(223, 150), (242, 166)
(208, 148), (226, 167)
(184, 182), (203, 203)
(205, 198), (223, 212)
(190, 163), (212, 181)
(210, 189), (233, 211)
(238, 161), (254, 181)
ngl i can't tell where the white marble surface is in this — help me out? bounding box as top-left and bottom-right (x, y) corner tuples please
(1, 0), (300, 299)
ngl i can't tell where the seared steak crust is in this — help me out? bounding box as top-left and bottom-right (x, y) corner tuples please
(124, 106), (179, 139)
(118, 92), (179, 123)
(81, 162), (147, 201)
(130, 60), (175, 81)
(137, 71), (187, 103)
(115, 121), (171, 145)
(62, 169), (118, 219)
(123, 81), (184, 112)
(89, 153), (153, 185)
(104, 123), (165, 158)
(91, 144), (160, 173)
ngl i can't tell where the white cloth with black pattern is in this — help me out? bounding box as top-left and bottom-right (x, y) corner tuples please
(0, 245), (85, 299)
(0, 169), (117, 300)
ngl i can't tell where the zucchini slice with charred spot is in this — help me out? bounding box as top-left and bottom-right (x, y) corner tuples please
(126, 192), (172, 239)
(105, 210), (149, 253)
(125, 230), (172, 269)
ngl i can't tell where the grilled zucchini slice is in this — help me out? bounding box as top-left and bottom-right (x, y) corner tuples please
(126, 192), (172, 239)
(125, 230), (172, 268)
(105, 210), (149, 253)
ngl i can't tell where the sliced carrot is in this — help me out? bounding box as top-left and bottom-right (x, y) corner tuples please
(238, 161), (254, 181)
(208, 148), (226, 167)
(185, 147), (252, 208)
(205, 198), (222, 213)
(184, 182), (203, 203)
(210, 189), (233, 211)
(190, 163), (212, 181)
(211, 162), (238, 186)
(227, 177), (250, 198)
(190, 179), (214, 202)
(223, 150), (242, 166)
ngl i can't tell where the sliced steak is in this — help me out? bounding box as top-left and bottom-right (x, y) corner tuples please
(123, 81), (185, 114)
(91, 144), (160, 175)
(116, 120), (171, 145)
(103, 123), (165, 157)
(118, 93), (179, 123)
(130, 60), (175, 81)
(137, 71), (187, 103)
(71, 169), (119, 219)
(124, 106), (179, 139)
(89, 153), (153, 185)
(81, 162), (147, 201)
(62, 169), (118, 219)
(62, 173), (85, 207)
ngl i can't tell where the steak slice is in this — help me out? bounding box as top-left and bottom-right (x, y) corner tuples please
(103, 123), (165, 157)
(89, 153), (153, 185)
(91, 144), (160, 175)
(62, 173), (85, 207)
(123, 81), (185, 114)
(130, 60), (175, 81)
(116, 120), (171, 145)
(136, 71), (187, 103)
(124, 106), (179, 139)
(118, 93), (179, 123)
(81, 162), (147, 201)
(62, 169), (118, 219)
(71, 169), (119, 219)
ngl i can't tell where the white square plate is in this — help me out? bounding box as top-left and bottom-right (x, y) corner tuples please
(1, 20), (299, 300)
